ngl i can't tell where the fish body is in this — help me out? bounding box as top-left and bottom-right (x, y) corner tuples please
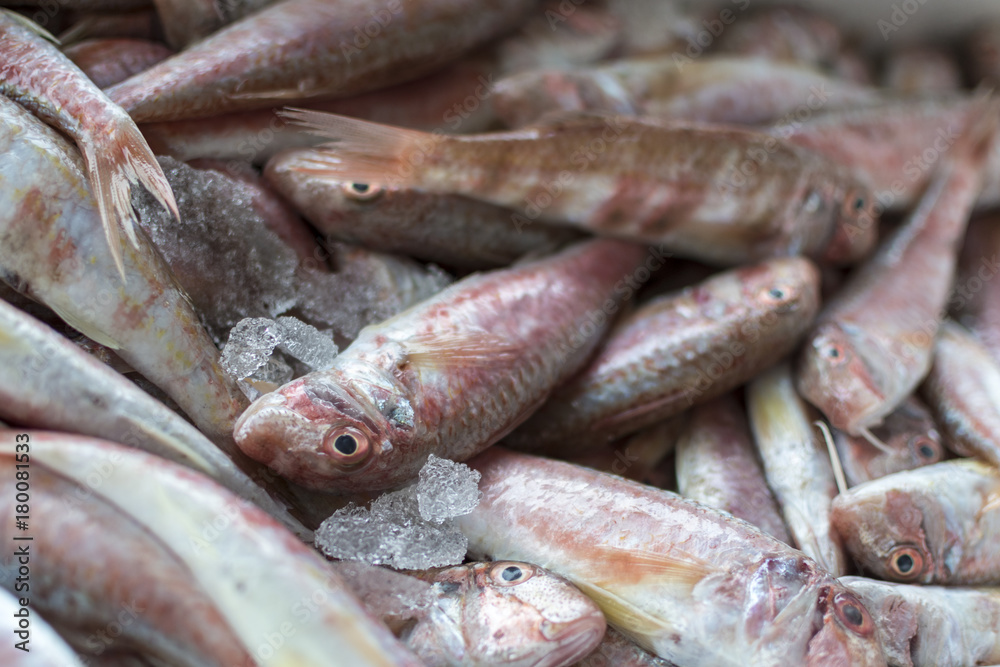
(676, 394), (791, 544)
(0, 94), (246, 446)
(833, 396), (944, 487)
(882, 48), (962, 94)
(506, 258), (820, 454)
(0, 590), (86, 666)
(842, 577), (1000, 667)
(0, 9), (178, 275)
(234, 239), (648, 493)
(265, 148), (582, 271)
(796, 98), (997, 435)
(455, 448), (887, 667)
(64, 38), (173, 89)
(572, 627), (675, 667)
(282, 110), (877, 266)
(713, 5), (843, 67)
(107, 0), (535, 122)
(831, 459), (1000, 585)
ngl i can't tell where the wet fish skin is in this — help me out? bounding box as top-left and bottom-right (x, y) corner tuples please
(831, 459), (1000, 585)
(265, 148), (583, 271)
(0, 93), (246, 448)
(747, 362), (847, 576)
(572, 626), (676, 667)
(713, 5), (843, 68)
(0, 299), (309, 539)
(920, 320), (1000, 467)
(64, 37), (173, 89)
(0, 9), (178, 275)
(281, 110), (877, 266)
(833, 396), (944, 487)
(455, 448), (887, 667)
(404, 561), (606, 667)
(0, 590), (86, 666)
(506, 258), (820, 455)
(107, 0), (535, 122)
(1, 432), (423, 666)
(796, 97), (998, 436)
(0, 452), (257, 666)
(234, 239), (649, 493)
(676, 394), (792, 544)
(842, 576), (1000, 667)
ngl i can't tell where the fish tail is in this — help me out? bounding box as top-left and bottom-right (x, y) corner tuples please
(278, 108), (444, 187)
(84, 119), (180, 278)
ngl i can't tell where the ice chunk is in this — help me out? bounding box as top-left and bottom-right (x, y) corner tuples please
(219, 317), (281, 378)
(274, 316), (338, 370)
(315, 456), (482, 569)
(416, 454), (482, 524)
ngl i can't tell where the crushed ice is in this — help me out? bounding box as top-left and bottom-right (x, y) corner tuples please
(315, 455), (482, 569)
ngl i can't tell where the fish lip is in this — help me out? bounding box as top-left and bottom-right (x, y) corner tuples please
(533, 617), (605, 667)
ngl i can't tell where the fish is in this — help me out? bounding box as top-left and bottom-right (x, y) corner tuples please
(595, 0), (698, 58)
(0, 432), (423, 665)
(57, 9), (161, 44)
(265, 147), (583, 271)
(505, 258), (820, 455)
(713, 5), (844, 69)
(882, 47), (962, 94)
(454, 447), (887, 667)
(675, 394), (792, 544)
(152, 0), (272, 49)
(833, 396), (944, 487)
(339, 560), (607, 667)
(971, 23), (1000, 87)
(0, 299), (310, 539)
(952, 212), (1000, 362)
(234, 239), (649, 493)
(280, 109), (877, 266)
(133, 156), (450, 344)
(831, 459), (1000, 585)
(491, 56), (878, 130)
(796, 95), (998, 437)
(0, 590), (86, 666)
(63, 38), (173, 89)
(841, 576), (1000, 667)
(564, 416), (686, 489)
(571, 626), (676, 667)
(747, 362), (848, 575)
(920, 319), (1000, 467)
(0, 9), (178, 276)
(0, 93), (246, 447)
(106, 0), (535, 122)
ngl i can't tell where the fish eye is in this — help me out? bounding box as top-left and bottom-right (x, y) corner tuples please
(759, 283), (796, 309)
(490, 562), (535, 586)
(341, 181), (383, 202)
(842, 189), (871, 221)
(887, 546), (924, 581)
(911, 436), (940, 461)
(321, 426), (372, 467)
(833, 593), (874, 637)
(820, 341), (848, 365)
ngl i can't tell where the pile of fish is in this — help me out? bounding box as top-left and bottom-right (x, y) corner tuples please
(4, 0), (1000, 664)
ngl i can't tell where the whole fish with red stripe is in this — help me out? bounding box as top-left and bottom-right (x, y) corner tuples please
(280, 110), (877, 266)
(0, 9), (178, 276)
(234, 239), (649, 494)
(455, 448), (887, 667)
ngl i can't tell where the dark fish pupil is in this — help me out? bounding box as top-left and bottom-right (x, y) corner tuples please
(352, 183), (370, 193)
(919, 444), (935, 458)
(843, 604), (863, 627)
(896, 554), (914, 573)
(828, 347), (840, 358)
(768, 288), (785, 300)
(334, 434), (358, 455)
(854, 197), (865, 211)
(501, 566), (521, 581)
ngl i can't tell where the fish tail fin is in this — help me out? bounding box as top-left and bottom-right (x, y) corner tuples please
(84, 118), (180, 279)
(277, 108), (443, 187)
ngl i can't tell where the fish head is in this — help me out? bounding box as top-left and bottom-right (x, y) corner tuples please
(831, 486), (945, 584)
(821, 183), (879, 265)
(739, 256), (822, 320)
(805, 582), (887, 667)
(455, 561), (606, 667)
(233, 360), (414, 492)
(796, 322), (888, 434)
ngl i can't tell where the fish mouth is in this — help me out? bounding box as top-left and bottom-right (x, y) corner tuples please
(533, 617), (606, 667)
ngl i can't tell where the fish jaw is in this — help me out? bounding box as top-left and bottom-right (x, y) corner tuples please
(797, 322), (888, 434)
(233, 370), (400, 492)
(806, 586), (887, 667)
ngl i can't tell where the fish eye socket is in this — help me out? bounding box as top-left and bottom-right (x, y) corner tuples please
(887, 546), (924, 581)
(833, 593), (874, 637)
(341, 181), (384, 202)
(912, 437), (940, 460)
(321, 427), (372, 467)
(842, 189), (870, 219)
(490, 562), (535, 586)
(821, 342), (848, 365)
(759, 283), (796, 308)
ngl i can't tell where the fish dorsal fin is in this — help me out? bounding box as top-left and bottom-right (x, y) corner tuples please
(398, 329), (521, 369)
(47, 301), (122, 350)
(2, 9), (60, 45)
